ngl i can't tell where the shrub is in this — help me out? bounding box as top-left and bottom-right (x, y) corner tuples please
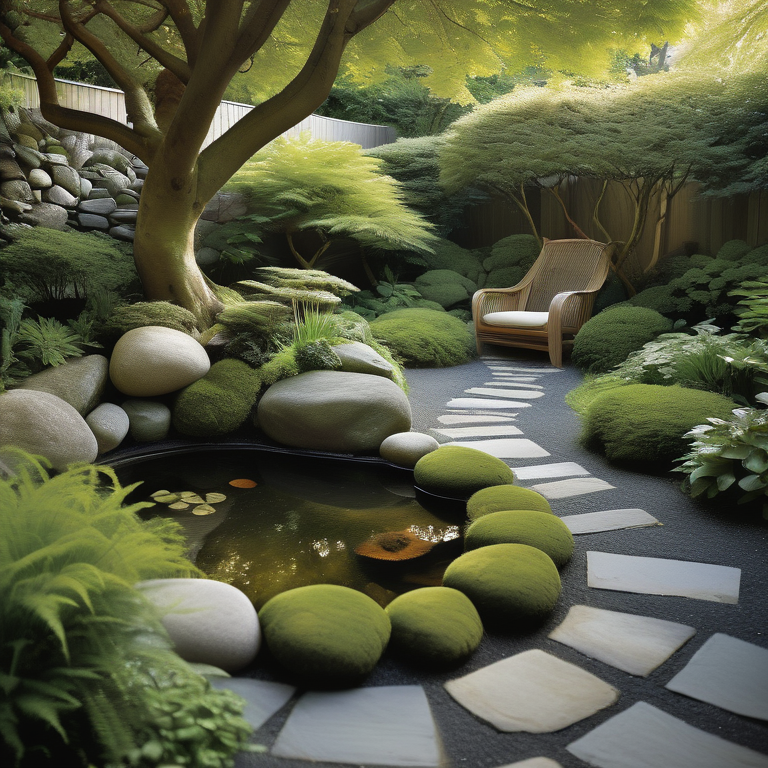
(716, 239), (752, 262)
(413, 269), (475, 309)
(173, 359), (262, 437)
(370, 307), (474, 367)
(582, 383), (736, 464)
(732, 277), (768, 337)
(482, 234), (540, 274)
(98, 301), (200, 346)
(418, 238), (486, 282)
(572, 306), (673, 374)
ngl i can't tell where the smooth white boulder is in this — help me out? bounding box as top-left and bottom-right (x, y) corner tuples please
(85, 402), (130, 453)
(136, 578), (260, 672)
(0, 389), (98, 471)
(110, 326), (209, 396)
(380, 431), (439, 468)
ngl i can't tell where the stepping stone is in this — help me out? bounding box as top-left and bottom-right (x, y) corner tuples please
(513, 462), (590, 480)
(498, 760), (563, 768)
(447, 438), (550, 459)
(665, 633), (768, 720)
(483, 381), (545, 389)
(432, 425), (524, 438)
(549, 605), (696, 676)
(445, 649), (619, 733)
(485, 366), (563, 373)
(447, 398), (532, 409)
(560, 508), (660, 534)
(271, 685), (442, 766)
(488, 375), (541, 382)
(209, 678), (295, 729)
(587, 552), (741, 604)
(566, 701), (768, 768)
(531, 478), (615, 499)
(464, 387), (544, 399)
(438, 414), (517, 424)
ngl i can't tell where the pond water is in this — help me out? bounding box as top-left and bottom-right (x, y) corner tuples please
(115, 449), (461, 609)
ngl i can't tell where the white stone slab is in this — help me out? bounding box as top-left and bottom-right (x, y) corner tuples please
(432, 425), (524, 438)
(498, 760), (563, 768)
(489, 374), (541, 382)
(437, 414), (517, 424)
(465, 387), (545, 399)
(271, 686), (441, 766)
(531, 477), (615, 499)
(665, 633), (768, 720)
(560, 508), (660, 534)
(549, 605), (696, 677)
(486, 366), (562, 373)
(513, 462), (590, 480)
(447, 398), (532, 409)
(587, 551), (741, 604)
(483, 381), (545, 389)
(445, 649), (619, 733)
(210, 678), (296, 730)
(566, 701), (768, 768)
(448, 438), (550, 459)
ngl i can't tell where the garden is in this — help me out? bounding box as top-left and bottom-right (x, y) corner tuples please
(0, 1), (766, 768)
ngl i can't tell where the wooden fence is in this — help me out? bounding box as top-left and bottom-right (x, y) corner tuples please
(5, 71), (396, 150)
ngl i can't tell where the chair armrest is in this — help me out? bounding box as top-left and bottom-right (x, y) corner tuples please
(472, 286), (526, 319)
(547, 289), (599, 334)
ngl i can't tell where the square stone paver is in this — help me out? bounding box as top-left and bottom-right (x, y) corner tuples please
(513, 462), (590, 480)
(587, 552), (741, 604)
(549, 605), (696, 676)
(438, 414), (517, 424)
(531, 477), (615, 499)
(560, 508), (660, 534)
(210, 678), (295, 730)
(447, 398), (532, 409)
(464, 387), (545, 399)
(483, 381), (545, 389)
(447, 438), (550, 459)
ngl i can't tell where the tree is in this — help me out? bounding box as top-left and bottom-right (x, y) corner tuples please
(0, 0), (697, 327)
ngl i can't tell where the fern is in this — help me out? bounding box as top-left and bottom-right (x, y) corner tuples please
(15, 317), (88, 368)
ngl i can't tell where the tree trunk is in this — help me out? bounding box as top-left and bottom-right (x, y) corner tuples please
(132, 163), (223, 329)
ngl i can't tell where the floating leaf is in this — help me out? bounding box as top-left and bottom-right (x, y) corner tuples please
(153, 493), (180, 504)
(150, 489), (171, 498)
(205, 493), (227, 504)
(354, 530), (436, 561)
(182, 494), (205, 504)
(229, 479), (257, 488)
(192, 504), (216, 516)
(169, 502), (190, 510)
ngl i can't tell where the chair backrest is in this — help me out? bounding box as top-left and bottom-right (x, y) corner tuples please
(520, 239), (613, 312)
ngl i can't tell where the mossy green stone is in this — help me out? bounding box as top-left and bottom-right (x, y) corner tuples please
(465, 510), (574, 567)
(385, 587), (483, 667)
(466, 485), (552, 520)
(442, 544), (561, 630)
(414, 445), (515, 499)
(259, 584), (391, 686)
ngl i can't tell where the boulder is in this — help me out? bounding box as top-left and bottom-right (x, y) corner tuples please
(0, 156), (25, 181)
(195, 246), (219, 266)
(42, 184), (78, 207)
(77, 213), (110, 229)
(137, 578), (260, 672)
(27, 168), (52, 189)
(380, 431), (440, 468)
(0, 389), (98, 471)
(41, 152), (69, 167)
(12, 144), (43, 170)
(85, 402), (130, 453)
(86, 148), (132, 175)
(109, 224), (135, 241)
(257, 370), (412, 453)
(15, 121), (44, 142)
(50, 164), (83, 197)
(0, 196), (32, 215)
(1, 178), (34, 203)
(333, 341), (395, 379)
(201, 192), (247, 223)
(83, 164), (130, 196)
(115, 193), (138, 208)
(79, 176), (92, 198)
(15, 133), (38, 150)
(121, 398), (171, 442)
(17, 354), (109, 415)
(79, 196), (117, 215)
(109, 209), (138, 225)
(110, 326), (210, 396)
(18, 202), (69, 229)
(87, 187), (112, 200)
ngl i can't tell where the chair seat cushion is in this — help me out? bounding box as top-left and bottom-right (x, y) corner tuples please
(482, 311), (549, 329)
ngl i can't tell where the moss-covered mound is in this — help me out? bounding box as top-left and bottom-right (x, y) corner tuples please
(443, 544), (561, 630)
(258, 584), (391, 686)
(99, 301), (200, 345)
(370, 308), (474, 368)
(572, 306), (673, 374)
(414, 445), (515, 499)
(466, 485), (552, 521)
(414, 270), (476, 309)
(385, 587), (483, 667)
(173, 359), (261, 437)
(582, 383), (736, 464)
(464, 510), (574, 568)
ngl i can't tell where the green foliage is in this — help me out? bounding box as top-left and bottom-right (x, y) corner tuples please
(565, 374), (629, 416)
(173, 358), (262, 437)
(0, 228), (137, 304)
(256, 267), (360, 297)
(675, 397), (768, 515)
(235, 280), (342, 310)
(295, 339), (343, 374)
(257, 347), (300, 387)
(97, 301), (200, 348)
(370, 308), (474, 368)
(417, 238), (487, 283)
(330, 310), (375, 345)
(0, 295), (25, 390)
(290, 302), (343, 347)
(572, 306), (673, 374)
(217, 300), (292, 337)
(414, 270), (476, 309)
(581, 383), (736, 464)
(14, 316), (90, 368)
(483, 235), (541, 274)
(731, 276), (768, 337)
(340, 267), (425, 320)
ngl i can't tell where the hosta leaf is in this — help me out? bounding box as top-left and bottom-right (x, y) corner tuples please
(716, 472), (736, 491)
(743, 450), (768, 474)
(738, 474), (767, 492)
(721, 445), (751, 460)
(689, 476), (714, 497)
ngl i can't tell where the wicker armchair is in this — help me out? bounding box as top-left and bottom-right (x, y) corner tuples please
(472, 238), (615, 367)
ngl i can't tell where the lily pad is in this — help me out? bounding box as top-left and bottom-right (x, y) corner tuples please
(355, 529), (437, 561)
(150, 489), (171, 498)
(193, 504), (217, 516)
(169, 501), (191, 510)
(229, 478), (257, 488)
(182, 493), (206, 504)
(153, 493), (180, 504)
(206, 492), (227, 504)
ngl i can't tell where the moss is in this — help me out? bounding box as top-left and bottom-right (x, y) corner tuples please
(565, 374), (628, 416)
(412, 298), (448, 312)
(442, 543), (561, 630)
(483, 234), (540, 273)
(370, 308), (474, 368)
(582, 383), (736, 464)
(414, 282), (470, 308)
(385, 587), (483, 667)
(464, 510), (574, 568)
(258, 347), (299, 386)
(572, 306), (673, 374)
(716, 239), (752, 262)
(258, 584), (391, 686)
(255, 266), (359, 298)
(99, 302), (200, 345)
(466, 485), (552, 520)
(173, 359), (262, 437)
(295, 339), (343, 373)
(414, 445), (515, 499)
(216, 301), (292, 337)
(332, 310), (375, 344)
(420, 238), (485, 283)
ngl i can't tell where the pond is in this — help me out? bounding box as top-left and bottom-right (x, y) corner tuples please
(114, 448), (462, 609)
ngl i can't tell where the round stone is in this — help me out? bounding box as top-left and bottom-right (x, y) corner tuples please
(85, 402), (130, 453)
(42, 184), (78, 207)
(79, 196), (117, 215)
(109, 225), (135, 241)
(465, 510), (574, 567)
(0, 389), (97, 472)
(26, 168), (52, 189)
(467, 485), (552, 520)
(259, 584), (391, 686)
(137, 578), (260, 672)
(110, 326), (210, 397)
(121, 399), (171, 442)
(78, 213), (110, 229)
(257, 370), (412, 453)
(414, 444), (515, 499)
(195, 246), (220, 266)
(443, 544), (561, 630)
(385, 587), (483, 667)
(380, 431), (439, 468)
